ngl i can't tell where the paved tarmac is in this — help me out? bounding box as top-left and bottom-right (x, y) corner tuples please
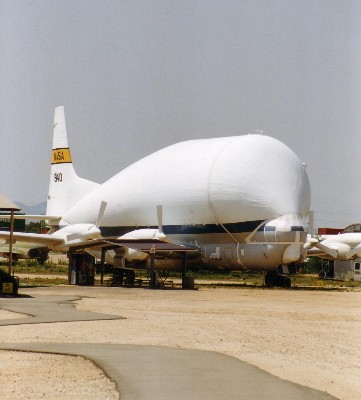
(0, 294), (123, 325)
(0, 294), (337, 400)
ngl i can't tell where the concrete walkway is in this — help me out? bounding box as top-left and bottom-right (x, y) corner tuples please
(0, 294), (337, 400)
(0, 343), (336, 400)
(0, 294), (123, 325)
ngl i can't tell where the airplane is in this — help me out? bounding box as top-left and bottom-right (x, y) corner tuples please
(0, 207), (51, 263)
(0, 106), (311, 287)
(306, 223), (361, 261)
(0, 241), (49, 263)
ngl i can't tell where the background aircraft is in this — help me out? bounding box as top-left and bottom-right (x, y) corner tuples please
(306, 223), (361, 260)
(0, 106), (311, 286)
(0, 241), (48, 264)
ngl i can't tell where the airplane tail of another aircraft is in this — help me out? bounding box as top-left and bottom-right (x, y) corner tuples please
(46, 106), (100, 218)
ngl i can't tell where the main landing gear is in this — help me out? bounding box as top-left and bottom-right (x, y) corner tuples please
(264, 268), (291, 288)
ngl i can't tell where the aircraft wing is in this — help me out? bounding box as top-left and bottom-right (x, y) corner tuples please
(67, 237), (199, 252)
(71, 228), (193, 252)
(0, 226), (198, 257)
(0, 231), (64, 246)
(103, 238), (199, 253)
(107, 228), (199, 253)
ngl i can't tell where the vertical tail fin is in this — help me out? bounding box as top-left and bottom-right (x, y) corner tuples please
(46, 106), (99, 217)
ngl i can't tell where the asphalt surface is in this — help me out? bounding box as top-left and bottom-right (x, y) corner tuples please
(0, 294), (337, 400)
(0, 294), (123, 325)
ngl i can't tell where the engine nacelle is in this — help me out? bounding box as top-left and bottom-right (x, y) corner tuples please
(201, 242), (304, 270)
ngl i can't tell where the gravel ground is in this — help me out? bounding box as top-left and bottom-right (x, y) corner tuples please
(1, 285), (360, 400)
(0, 350), (118, 400)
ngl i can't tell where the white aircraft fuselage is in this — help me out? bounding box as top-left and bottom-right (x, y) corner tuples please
(0, 107), (311, 272)
(47, 115), (311, 270)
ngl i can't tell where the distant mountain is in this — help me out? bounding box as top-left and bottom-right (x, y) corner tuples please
(15, 201), (47, 214)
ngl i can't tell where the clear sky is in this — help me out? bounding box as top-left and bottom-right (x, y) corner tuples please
(1, 0), (361, 228)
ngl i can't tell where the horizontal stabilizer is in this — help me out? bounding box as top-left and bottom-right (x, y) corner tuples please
(0, 231), (64, 246)
(0, 223), (101, 249)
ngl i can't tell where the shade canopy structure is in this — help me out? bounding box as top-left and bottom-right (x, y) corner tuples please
(0, 194), (20, 211)
(0, 194), (21, 275)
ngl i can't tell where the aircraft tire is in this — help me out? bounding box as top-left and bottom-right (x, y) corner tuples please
(265, 271), (277, 287)
(283, 276), (291, 288)
(265, 271), (291, 288)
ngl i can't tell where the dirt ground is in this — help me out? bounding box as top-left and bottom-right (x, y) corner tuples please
(0, 285), (360, 400)
(0, 350), (118, 400)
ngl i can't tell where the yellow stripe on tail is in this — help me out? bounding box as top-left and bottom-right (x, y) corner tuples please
(51, 148), (72, 164)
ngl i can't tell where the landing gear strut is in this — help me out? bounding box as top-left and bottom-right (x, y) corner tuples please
(264, 269), (291, 288)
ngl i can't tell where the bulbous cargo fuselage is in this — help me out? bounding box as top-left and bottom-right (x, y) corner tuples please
(61, 134), (311, 270)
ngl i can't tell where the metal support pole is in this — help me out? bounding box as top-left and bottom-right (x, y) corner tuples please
(100, 248), (106, 286)
(181, 251), (187, 289)
(8, 210), (15, 276)
(68, 250), (73, 285)
(150, 245), (156, 289)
